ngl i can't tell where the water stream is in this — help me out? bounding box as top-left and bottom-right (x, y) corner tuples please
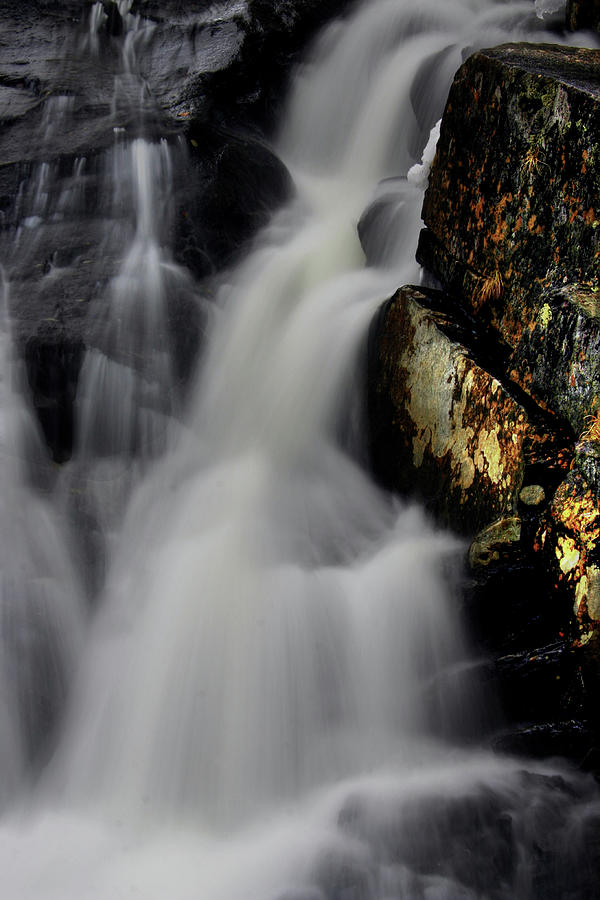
(0, 1), (599, 897)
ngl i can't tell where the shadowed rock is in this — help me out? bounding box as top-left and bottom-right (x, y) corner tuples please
(567, 0), (600, 32)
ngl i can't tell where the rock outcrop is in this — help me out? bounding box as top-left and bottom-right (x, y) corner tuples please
(368, 40), (600, 763)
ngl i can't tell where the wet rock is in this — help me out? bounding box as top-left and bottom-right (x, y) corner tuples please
(272, 890), (325, 900)
(336, 767), (600, 899)
(567, 0), (600, 31)
(366, 276), (585, 744)
(493, 639), (583, 724)
(412, 40), (600, 735)
(312, 847), (374, 900)
(0, 0), (352, 459)
(493, 719), (596, 763)
(338, 787), (515, 896)
(176, 123), (293, 278)
(417, 43), (600, 435)
(537, 465), (600, 632)
(186, 0), (356, 131)
(357, 178), (416, 269)
(101, 1), (124, 38)
(574, 437), (600, 496)
(0, 86), (41, 125)
(508, 284), (600, 437)
(154, 0), (355, 132)
(367, 285), (558, 533)
(22, 335), (85, 464)
(468, 517), (521, 569)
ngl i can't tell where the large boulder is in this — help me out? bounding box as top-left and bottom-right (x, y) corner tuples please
(367, 285), (564, 534)
(367, 283), (588, 754)
(176, 122), (293, 279)
(418, 43), (600, 435)
(366, 41), (600, 759)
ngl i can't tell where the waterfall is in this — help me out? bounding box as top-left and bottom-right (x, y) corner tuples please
(0, 1), (599, 898)
(0, 269), (83, 789)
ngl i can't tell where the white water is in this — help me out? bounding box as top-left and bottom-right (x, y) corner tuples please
(1, 1), (599, 898)
(0, 270), (83, 790)
(76, 138), (185, 460)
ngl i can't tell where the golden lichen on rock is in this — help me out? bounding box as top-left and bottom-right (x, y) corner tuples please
(373, 286), (544, 532)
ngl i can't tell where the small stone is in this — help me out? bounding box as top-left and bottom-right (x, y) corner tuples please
(519, 484), (546, 506)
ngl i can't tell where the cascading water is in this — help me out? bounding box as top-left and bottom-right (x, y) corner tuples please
(0, 0), (599, 898)
(0, 269), (82, 785)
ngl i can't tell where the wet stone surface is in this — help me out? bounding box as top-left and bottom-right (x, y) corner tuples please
(418, 43), (600, 434)
(403, 39), (600, 767)
(367, 285), (562, 534)
(0, 0), (352, 460)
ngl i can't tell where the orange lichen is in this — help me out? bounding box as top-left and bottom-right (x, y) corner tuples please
(527, 214), (543, 234)
(490, 194), (513, 245)
(474, 196), (485, 222)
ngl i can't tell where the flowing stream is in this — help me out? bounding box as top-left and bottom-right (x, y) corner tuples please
(0, 1), (599, 897)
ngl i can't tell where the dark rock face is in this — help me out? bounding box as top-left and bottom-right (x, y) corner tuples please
(0, 0), (353, 460)
(176, 122), (293, 279)
(567, 0), (600, 31)
(175, 0), (357, 131)
(311, 767), (600, 900)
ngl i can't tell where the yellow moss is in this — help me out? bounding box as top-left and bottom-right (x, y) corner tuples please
(538, 303), (553, 328)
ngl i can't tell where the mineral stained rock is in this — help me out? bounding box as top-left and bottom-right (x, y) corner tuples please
(369, 41), (600, 755)
(367, 286), (561, 534)
(418, 43), (600, 435)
